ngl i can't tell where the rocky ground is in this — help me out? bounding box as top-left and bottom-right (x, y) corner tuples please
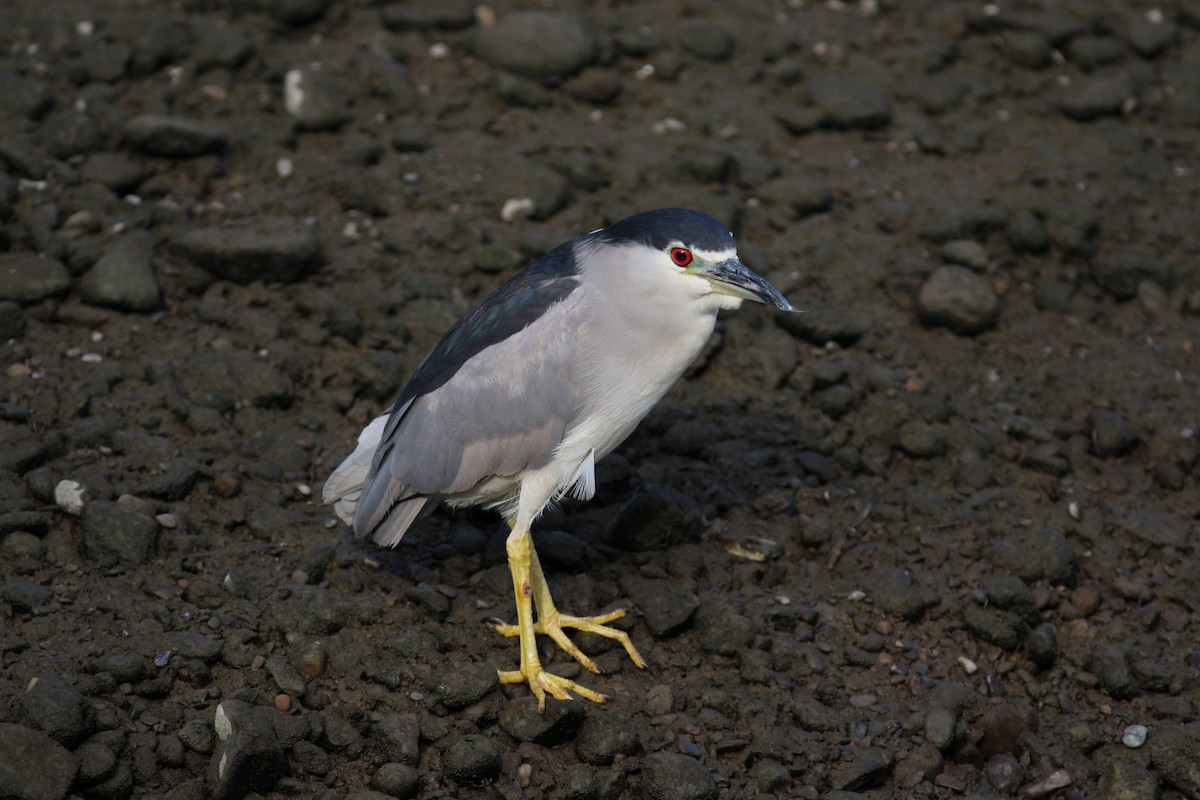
(2, 0), (1199, 799)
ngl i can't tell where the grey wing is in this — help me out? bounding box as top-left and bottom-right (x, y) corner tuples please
(352, 299), (582, 544)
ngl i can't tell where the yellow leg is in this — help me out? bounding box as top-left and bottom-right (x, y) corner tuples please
(494, 527), (643, 710)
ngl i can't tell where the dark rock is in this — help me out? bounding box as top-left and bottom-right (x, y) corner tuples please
(1099, 760), (1160, 800)
(82, 152), (149, 194)
(473, 12), (598, 82)
(21, 675), (96, 747)
(45, 109), (105, 159)
(1090, 409), (1140, 457)
(81, 501), (159, 565)
(1065, 36), (1125, 70)
(211, 700), (288, 800)
(808, 73), (892, 129)
(963, 603), (1027, 651)
(442, 733), (500, 785)
(619, 575), (697, 638)
(1008, 211), (1050, 253)
(500, 696), (586, 744)
(372, 762), (419, 799)
(141, 460), (201, 500)
(676, 21), (734, 62)
(3, 580), (52, 613)
(496, 72), (554, 108)
(1116, 508), (1190, 548)
(991, 527), (1078, 586)
(917, 266), (999, 334)
(563, 68), (622, 104)
(1060, 74), (1136, 121)
(76, 740), (118, 787)
(1127, 18), (1178, 58)
(1148, 725), (1200, 798)
(898, 418), (947, 458)
(82, 39), (131, 82)
(576, 707), (639, 765)
(179, 718), (216, 754)
(985, 753), (1026, 794)
(178, 353), (295, 411)
(435, 661), (498, 709)
(0, 254), (72, 305)
(871, 568), (928, 621)
(637, 752), (717, 800)
(894, 742), (943, 788)
(380, 0), (476, 30)
(987, 575), (1040, 626)
(696, 599), (756, 656)
(605, 486), (701, 551)
(79, 235), (162, 312)
(760, 175), (832, 217)
(194, 21), (256, 69)
(1093, 247), (1174, 300)
(172, 217), (323, 284)
(779, 314), (864, 358)
(830, 748), (893, 791)
(268, 0), (329, 26)
(373, 714), (420, 766)
(1091, 644), (1136, 699)
(124, 114), (230, 158)
(0, 722), (78, 800)
(163, 631), (223, 662)
(0, 70), (54, 120)
(94, 654), (148, 684)
(1001, 30), (1053, 68)
(925, 707), (958, 751)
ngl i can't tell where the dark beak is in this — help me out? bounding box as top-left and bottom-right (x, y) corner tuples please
(693, 258), (797, 311)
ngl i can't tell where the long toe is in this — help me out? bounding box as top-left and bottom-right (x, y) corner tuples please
(498, 665), (608, 711)
(553, 611), (647, 670)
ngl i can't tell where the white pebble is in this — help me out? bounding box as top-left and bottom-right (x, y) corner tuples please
(276, 157), (294, 178)
(1122, 724), (1148, 748)
(958, 656), (978, 675)
(500, 197), (536, 222)
(429, 42), (449, 58)
(156, 513), (178, 529)
(54, 480), (89, 515)
(76, 20), (94, 36)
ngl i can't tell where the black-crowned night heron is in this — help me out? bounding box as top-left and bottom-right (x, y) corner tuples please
(324, 208), (795, 709)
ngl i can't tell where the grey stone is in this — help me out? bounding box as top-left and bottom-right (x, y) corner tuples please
(917, 266), (999, 335)
(82, 39), (131, 82)
(988, 575), (1040, 626)
(808, 73), (892, 129)
(0, 722), (78, 800)
(1060, 74), (1136, 121)
(130, 17), (195, 75)
(285, 66), (350, 132)
(380, 0), (476, 30)
(442, 733), (500, 785)
(637, 752), (717, 800)
(898, 418), (947, 458)
(696, 599), (756, 656)
(676, 21), (735, 61)
(619, 575), (697, 638)
(124, 114), (230, 158)
(473, 12), (597, 82)
(1099, 760), (1160, 800)
(435, 661), (498, 710)
(0, 70), (54, 120)
(776, 307), (866, 346)
(79, 235), (162, 312)
(894, 742), (943, 788)
(211, 700), (288, 800)
(1008, 210), (1050, 253)
(194, 21), (256, 69)
(1093, 247), (1174, 300)
(94, 654), (148, 684)
(268, 0), (329, 26)
(563, 68), (622, 104)
(605, 486), (701, 551)
(178, 353), (295, 411)
(496, 72), (554, 108)
(942, 239), (989, 270)
(1116, 507), (1189, 548)
(1148, 725), (1200, 797)
(1090, 409), (1140, 457)
(76, 740), (118, 787)
(500, 696), (586, 745)
(172, 217), (323, 284)
(0, 254), (71, 305)
(81, 501), (159, 565)
(180, 718), (216, 755)
(0, 138), (46, 179)
(21, 675), (95, 747)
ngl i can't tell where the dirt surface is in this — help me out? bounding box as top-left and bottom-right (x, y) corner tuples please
(2, 1), (1200, 799)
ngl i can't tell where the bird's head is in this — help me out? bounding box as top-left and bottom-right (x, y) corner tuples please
(591, 208), (797, 312)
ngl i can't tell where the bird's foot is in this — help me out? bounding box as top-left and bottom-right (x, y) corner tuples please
(497, 664), (608, 711)
(492, 608), (647, 674)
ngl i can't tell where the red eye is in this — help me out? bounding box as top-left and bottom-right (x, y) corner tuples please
(670, 247), (693, 267)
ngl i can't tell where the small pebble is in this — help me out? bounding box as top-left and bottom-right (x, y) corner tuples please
(274, 693), (291, 712)
(1121, 724), (1147, 748)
